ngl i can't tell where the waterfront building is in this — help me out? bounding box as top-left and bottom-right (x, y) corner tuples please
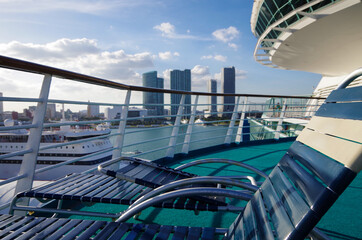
(221, 67), (235, 116)
(46, 103), (56, 119)
(142, 71), (164, 116)
(208, 79), (217, 117)
(87, 102), (100, 117)
(104, 106), (122, 120)
(170, 69), (191, 117)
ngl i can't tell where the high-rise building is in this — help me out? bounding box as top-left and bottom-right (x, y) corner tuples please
(0, 92), (3, 120)
(208, 79), (217, 116)
(221, 67), (235, 116)
(46, 103), (56, 119)
(142, 71), (164, 116)
(87, 102), (100, 117)
(170, 69), (191, 116)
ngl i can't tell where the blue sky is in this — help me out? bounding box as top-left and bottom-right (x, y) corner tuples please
(0, 0), (321, 111)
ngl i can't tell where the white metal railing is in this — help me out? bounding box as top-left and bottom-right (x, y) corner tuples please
(0, 55), (324, 212)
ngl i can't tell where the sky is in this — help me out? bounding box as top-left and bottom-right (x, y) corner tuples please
(0, 0), (322, 112)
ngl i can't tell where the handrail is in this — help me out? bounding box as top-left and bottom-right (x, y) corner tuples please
(337, 67), (362, 89)
(0, 55), (325, 100)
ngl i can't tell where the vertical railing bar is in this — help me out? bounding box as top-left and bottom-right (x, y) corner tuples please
(13, 74), (52, 214)
(274, 98), (288, 140)
(224, 96), (241, 144)
(235, 96), (248, 143)
(181, 95), (199, 154)
(111, 90), (131, 168)
(166, 94), (185, 158)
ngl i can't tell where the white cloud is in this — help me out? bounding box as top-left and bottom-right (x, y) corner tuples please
(158, 51), (180, 60)
(236, 69), (247, 80)
(0, 38), (156, 111)
(0, 38), (154, 82)
(201, 55), (213, 60)
(191, 65), (213, 90)
(201, 54), (227, 62)
(154, 22), (209, 40)
(214, 55), (227, 62)
(0, 0), (153, 14)
(161, 69), (171, 89)
(212, 26), (239, 43)
(228, 43), (238, 50)
(191, 65), (210, 76)
(154, 22), (175, 36)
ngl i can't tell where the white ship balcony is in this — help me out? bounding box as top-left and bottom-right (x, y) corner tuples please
(251, 0), (362, 75)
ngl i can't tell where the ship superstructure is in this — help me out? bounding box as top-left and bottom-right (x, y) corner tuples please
(251, 0), (362, 98)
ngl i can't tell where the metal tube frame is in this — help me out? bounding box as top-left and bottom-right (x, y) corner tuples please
(274, 98), (288, 140)
(13, 74), (52, 212)
(111, 90), (131, 169)
(235, 96), (248, 143)
(182, 95), (199, 154)
(116, 187), (252, 222)
(224, 96), (241, 144)
(166, 94), (185, 158)
(175, 158), (268, 179)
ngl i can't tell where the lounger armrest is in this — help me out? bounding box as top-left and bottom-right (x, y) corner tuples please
(117, 187), (253, 222)
(130, 176), (259, 208)
(175, 158), (268, 178)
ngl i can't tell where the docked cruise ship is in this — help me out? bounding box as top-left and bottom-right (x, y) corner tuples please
(0, 119), (112, 180)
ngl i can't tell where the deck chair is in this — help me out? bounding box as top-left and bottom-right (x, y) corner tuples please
(6, 75), (361, 239)
(113, 77), (362, 239)
(10, 157), (261, 219)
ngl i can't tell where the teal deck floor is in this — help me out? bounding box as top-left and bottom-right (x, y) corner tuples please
(76, 141), (361, 239)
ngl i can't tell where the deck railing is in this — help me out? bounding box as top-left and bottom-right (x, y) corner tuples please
(0, 55), (324, 211)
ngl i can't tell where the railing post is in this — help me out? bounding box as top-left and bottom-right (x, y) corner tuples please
(181, 95), (199, 154)
(224, 96), (241, 144)
(14, 74), (52, 211)
(112, 90), (131, 165)
(274, 98), (287, 140)
(235, 97), (248, 143)
(166, 94), (185, 158)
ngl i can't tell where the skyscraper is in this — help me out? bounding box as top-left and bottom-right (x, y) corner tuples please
(208, 79), (217, 116)
(142, 71), (164, 116)
(87, 102), (100, 117)
(170, 69), (191, 117)
(221, 67), (235, 116)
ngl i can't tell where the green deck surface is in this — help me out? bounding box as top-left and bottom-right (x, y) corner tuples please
(75, 141), (361, 239)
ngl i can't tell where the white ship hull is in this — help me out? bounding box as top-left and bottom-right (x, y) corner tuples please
(0, 129), (113, 180)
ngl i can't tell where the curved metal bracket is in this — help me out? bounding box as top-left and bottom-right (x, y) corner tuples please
(336, 68), (362, 90)
(175, 158), (268, 179)
(116, 187), (252, 222)
(130, 176), (257, 208)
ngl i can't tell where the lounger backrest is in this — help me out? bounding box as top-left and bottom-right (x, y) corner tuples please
(228, 85), (361, 240)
